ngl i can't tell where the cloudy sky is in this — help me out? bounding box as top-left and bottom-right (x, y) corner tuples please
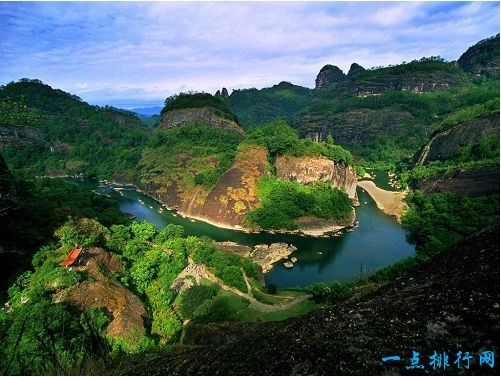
(1, 1), (499, 109)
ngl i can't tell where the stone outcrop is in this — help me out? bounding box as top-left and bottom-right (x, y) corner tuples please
(137, 146), (269, 229)
(214, 241), (297, 273)
(315, 65), (346, 89)
(415, 166), (500, 197)
(457, 34), (500, 78)
(347, 62), (366, 78)
(159, 107), (244, 135)
(0, 123), (48, 147)
(0, 153), (18, 215)
(413, 112), (499, 165)
(121, 226), (500, 375)
(215, 88), (230, 98)
(296, 108), (414, 145)
(275, 155), (358, 200)
(62, 247), (146, 348)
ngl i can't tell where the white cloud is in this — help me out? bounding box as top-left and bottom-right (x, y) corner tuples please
(0, 1), (499, 108)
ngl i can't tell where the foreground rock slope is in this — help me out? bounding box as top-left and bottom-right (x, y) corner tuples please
(120, 226), (499, 375)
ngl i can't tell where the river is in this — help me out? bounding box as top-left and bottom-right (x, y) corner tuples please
(80, 171), (415, 288)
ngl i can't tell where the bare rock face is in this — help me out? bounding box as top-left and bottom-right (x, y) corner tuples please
(275, 155), (358, 200)
(64, 247), (146, 349)
(296, 108), (413, 145)
(159, 107), (244, 136)
(184, 146), (269, 227)
(415, 166), (500, 197)
(0, 123), (48, 147)
(250, 243), (297, 273)
(414, 112), (499, 165)
(315, 65), (346, 89)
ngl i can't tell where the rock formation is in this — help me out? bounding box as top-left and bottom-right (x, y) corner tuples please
(415, 166), (500, 197)
(62, 247), (146, 348)
(137, 145), (269, 229)
(457, 34), (500, 78)
(315, 64), (346, 89)
(413, 112), (499, 165)
(214, 242), (298, 273)
(347, 62), (366, 78)
(275, 155), (358, 200)
(158, 107), (244, 136)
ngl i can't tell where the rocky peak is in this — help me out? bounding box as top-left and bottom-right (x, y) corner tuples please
(315, 64), (346, 89)
(159, 107), (244, 135)
(214, 87), (230, 99)
(347, 62), (366, 78)
(457, 34), (500, 78)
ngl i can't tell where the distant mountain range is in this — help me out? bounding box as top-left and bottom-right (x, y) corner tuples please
(131, 106), (163, 116)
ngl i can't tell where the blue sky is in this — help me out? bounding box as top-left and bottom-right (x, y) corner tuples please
(1, 1), (499, 109)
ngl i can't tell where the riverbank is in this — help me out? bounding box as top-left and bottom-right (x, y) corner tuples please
(357, 180), (408, 221)
(130, 186), (355, 238)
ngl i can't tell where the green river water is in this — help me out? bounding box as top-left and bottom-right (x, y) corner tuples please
(83, 172), (415, 288)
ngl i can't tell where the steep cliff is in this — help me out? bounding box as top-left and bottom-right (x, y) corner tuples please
(159, 107), (244, 135)
(415, 166), (500, 197)
(275, 155), (357, 200)
(119, 226), (500, 375)
(313, 59), (465, 96)
(296, 108), (415, 145)
(138, 145), (269, 229)
(315, 65), (346, 89)
(180, 145), (270, 228)
(457, 34), (500, 78)
(414, 111), (499, 165)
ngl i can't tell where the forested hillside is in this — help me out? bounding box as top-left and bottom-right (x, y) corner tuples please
(0, 79), (149, 180)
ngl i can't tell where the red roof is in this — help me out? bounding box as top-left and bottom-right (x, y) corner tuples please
(61, 248), (82, 267)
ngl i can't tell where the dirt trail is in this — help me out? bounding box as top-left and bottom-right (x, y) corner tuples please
(174, 259), (311, 313)
(357, 180), (408, 221)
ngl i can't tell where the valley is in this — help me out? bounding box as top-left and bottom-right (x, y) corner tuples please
(0, 31), (498, 376)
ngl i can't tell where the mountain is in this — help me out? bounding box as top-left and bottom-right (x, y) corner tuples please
(290, 36), (499, 164)
(138, 93), (357, 235)
(227, 81), (314, 128)
(0, 79), (149, 180)
(131, 106), (163, 116)
(457, 33), (500, 78)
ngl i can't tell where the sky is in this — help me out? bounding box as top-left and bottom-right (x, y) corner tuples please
(0, 1), (499, 109)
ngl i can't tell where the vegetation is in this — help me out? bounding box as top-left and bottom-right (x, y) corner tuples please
(0, 177), (128, 299)
(401, 191), (499, 257)
(244, 120), (353, 164)
(0, 79), (149, 180)
(246, 177), (352, 230)
(140, 124), (242, 192)
(227, 82), (313, 128)
(161, 92), (239, 123)
(191, 239), (261, 293)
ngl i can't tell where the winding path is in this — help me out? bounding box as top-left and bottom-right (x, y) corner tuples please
(174, 258), (311, 313)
